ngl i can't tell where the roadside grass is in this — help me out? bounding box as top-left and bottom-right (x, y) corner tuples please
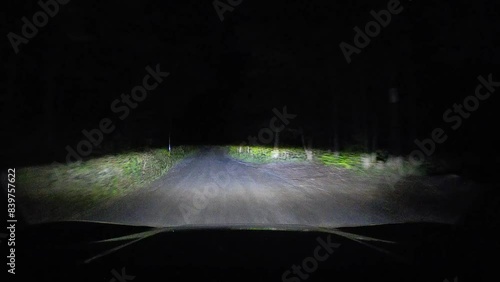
(317, 152), (362, 170)
(17, 146), (198, 222)
(227, 145), (309, 163)
(227, 145), (427, 179)
(316, 150), (428, 178)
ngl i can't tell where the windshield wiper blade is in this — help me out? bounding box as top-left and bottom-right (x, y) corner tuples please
(84, 227), (174, 264)
(83, 224), (408, 265)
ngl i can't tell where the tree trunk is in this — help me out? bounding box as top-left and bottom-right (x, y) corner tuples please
(332, 103), (340, 156)
(301, 132), (313, 161)
(389, 87), (401, 155)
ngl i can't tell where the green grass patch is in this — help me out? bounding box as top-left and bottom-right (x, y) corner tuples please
(227, 145), (309, 163)
(315, 149), (427, 180)
(317, 152), (362, 170)
(227, 145), (425, 178)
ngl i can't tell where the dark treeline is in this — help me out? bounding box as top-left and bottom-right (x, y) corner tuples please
(2, 0), (499, 167)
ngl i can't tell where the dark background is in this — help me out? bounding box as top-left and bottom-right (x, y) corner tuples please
(1, 0), (499, 169)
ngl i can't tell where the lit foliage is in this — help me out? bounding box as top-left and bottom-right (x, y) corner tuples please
(228, 146), (308, 163)
(318, 153), (361, 170)
(17, 146), (197, 222)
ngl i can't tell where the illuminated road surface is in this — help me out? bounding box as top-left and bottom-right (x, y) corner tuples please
(81, 147), (479, 227)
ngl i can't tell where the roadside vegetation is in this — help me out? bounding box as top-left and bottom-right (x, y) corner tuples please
(227, 145), (309, 163)
(17, 146), (197, 223)
(227, 145), (427, 177)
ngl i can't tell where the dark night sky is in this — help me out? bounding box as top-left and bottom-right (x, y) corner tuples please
(2, 0), (500, 166)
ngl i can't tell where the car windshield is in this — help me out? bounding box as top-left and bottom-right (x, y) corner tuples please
(2, 0), (497, 234)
